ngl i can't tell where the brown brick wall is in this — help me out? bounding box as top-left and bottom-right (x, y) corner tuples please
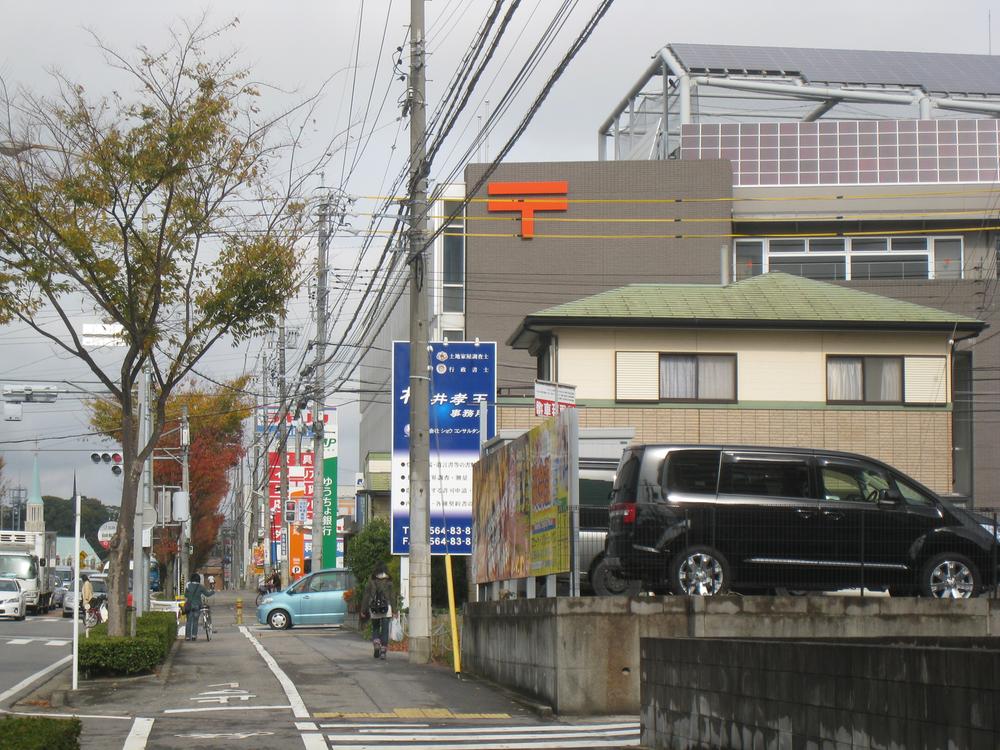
(498, 404), (953, 493)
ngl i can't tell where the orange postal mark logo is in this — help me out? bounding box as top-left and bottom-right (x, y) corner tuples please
(486, 181), (568, 239)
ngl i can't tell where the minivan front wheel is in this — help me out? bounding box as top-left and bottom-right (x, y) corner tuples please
(669, 546), (730, 596)
(920, 553), (980, 599)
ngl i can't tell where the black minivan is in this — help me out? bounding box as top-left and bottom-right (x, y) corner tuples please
(606, 445), (1000, 598)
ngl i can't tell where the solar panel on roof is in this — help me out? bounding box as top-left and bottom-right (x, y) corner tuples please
(669, 43), (1000, 96)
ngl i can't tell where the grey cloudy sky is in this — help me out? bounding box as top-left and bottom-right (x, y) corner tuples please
(1, 0), (997, 506)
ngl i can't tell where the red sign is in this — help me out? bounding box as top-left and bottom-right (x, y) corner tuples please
(487, 181), (568, 239)
(267, 451), (315, 543)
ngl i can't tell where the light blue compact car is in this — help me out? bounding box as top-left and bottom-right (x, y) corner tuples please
(256, 568), (355, 630)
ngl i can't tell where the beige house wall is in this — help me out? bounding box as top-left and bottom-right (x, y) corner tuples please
(555, 328), (951, 403)
(498, 404), (953, 494)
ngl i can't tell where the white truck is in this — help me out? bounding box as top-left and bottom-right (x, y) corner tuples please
(0, 530), (57, 614)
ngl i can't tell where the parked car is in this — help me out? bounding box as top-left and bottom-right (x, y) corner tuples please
(0, 578), (26, 620)
(606, 445), (1000, 598)
(257, 568), (355, 630)
(63, 574), (108, 618)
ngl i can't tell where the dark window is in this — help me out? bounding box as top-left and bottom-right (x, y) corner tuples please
(442, 329), (464, 341)
(442, 285), (463, 313)
(893, 475), (937, 507)
(734, 241), (763, 280)
(442, 235), (464, 284)
(827, 356), (902, 403)
(665, 450), (721, 495)
(659, 354), (736, 401)
(851, 254), (928, 280)
(611, 451), (642, 504)
(720, 454), (812, 498)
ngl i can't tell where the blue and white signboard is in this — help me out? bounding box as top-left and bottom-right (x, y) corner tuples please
(391, 341), (496, 555)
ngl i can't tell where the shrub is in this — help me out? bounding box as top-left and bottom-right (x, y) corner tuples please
(78, 611), (177, 676)
(345, 516), (391, 596)
(0, 716), (81, 750)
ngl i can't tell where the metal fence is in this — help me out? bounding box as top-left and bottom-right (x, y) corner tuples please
(604, 502), (1000, 599)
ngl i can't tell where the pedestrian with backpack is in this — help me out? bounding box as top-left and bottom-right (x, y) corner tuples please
(360, 562), (394, 659)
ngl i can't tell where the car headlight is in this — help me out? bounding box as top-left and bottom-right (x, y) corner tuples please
(981, 523), (1000, 543)
(261, 597), (274, 605)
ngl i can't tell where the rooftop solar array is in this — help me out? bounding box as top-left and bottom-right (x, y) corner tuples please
(670, 43), (1000, 96)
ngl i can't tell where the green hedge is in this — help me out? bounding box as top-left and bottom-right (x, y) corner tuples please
(78, 611), (177, 677)
(0, 716), (81, 750)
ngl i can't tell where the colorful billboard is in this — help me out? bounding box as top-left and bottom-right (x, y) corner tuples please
(391, 341), (496, 555)
(472, 409), (578, 584)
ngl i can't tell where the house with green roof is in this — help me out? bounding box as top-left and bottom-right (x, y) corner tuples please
(507, 273), (985, 495)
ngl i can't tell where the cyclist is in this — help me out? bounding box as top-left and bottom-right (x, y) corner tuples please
(183, 573), (214, 641)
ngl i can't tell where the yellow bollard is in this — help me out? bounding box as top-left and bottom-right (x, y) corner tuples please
(235, 597), (243, 625)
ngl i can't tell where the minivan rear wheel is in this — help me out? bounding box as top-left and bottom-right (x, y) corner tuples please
(920, 553), (980, 599)
(669, 546), (730, 596)
(590, 555), (641, 597)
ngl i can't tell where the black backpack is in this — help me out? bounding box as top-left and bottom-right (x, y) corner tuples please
(370, 588), (389, 615)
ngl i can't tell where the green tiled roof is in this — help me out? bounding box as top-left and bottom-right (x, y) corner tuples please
(526, 273), (982, 327)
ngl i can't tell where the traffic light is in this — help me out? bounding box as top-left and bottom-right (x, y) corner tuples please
(284, 500), (295, 522)
(91, 451), (124, 475)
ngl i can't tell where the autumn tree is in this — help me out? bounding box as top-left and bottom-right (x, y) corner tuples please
(90, 376), (252, 598)
(0, 20), (327, 635)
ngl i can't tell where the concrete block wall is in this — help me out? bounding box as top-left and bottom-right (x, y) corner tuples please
(641, 637), (1000, 749)
(463, 596), (1000, 715)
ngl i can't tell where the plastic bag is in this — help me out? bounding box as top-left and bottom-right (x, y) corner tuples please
(389, 615), (403, 642)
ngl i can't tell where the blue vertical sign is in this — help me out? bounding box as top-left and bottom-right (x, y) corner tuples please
(391, 341), (496, 555)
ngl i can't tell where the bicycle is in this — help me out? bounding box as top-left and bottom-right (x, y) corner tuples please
(199, 604), (213, 641)
(81, 597), (106, 629)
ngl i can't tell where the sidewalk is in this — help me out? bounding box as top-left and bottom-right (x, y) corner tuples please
(8, 589), (540, 749)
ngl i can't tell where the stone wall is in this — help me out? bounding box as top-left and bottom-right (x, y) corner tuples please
(641, 636), (1000, 749)
(462, 595), (1000, 715)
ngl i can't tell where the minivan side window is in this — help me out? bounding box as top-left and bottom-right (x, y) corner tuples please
(819, 463), (890, 503)
(893, 475), (936, 507)
(611, 451), (641, 503)
(664, 450), (721, 495)
(719, 453), (812, 498)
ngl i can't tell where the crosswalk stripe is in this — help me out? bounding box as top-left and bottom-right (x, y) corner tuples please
(8, 639), (31, 644)
(323, 741), (637, 750)
(326, 729), (638, 742)
(46, 640), (70, 646)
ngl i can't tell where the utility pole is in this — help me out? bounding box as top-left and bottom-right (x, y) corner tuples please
(132, 368), (148, 632)
(279, 318), (290, 587)
(311, 198), (329, 573)
(407, 0), (432, 665)
(180, 405), (190, 591)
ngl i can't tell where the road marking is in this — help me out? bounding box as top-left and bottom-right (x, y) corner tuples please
(7, 639), (31, 645)
(163, 704), (292, 714)
(325, 729), (639, 742)
(296, 722), (318, 731)
(313, 709), (511, 720)
(238, 624), (309, 718)
(45, 640), (70, 646)
(319, 741), (634, 750)
(0, 654), (71, 706)
(301, 733), (327, 750)
(318, 724), (431, 729)
(175, 732), (275, 739)
(122, 717), (154, 750)
(349, 723), (639, 734)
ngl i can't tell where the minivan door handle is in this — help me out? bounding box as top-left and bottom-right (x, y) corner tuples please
(822, 511), (844, 521)
(795, 509), (819, 519)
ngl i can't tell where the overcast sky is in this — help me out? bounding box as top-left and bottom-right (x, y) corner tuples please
(1, 0), (997, 507)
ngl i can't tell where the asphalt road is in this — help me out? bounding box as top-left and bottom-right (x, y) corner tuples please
(5, 593), (639, 749)
(0, 611), (75, 705)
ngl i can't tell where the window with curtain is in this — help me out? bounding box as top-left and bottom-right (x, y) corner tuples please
(827, 356), (902, 403)
(660, 354), (736, 402)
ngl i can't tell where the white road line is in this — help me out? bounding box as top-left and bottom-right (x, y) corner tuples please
(0, 654), (71, 706)
(238, 624), (309, 718)
(163, 704), (292, 714)
(321, 741), (636, 750)
(122, 717), (154, 750)
(296, 722), (318, 731)
(326, 730), (638, 742)
(352, 723), (639, 734)
(7, 639), (31, 645)
(301, 733), (327, 750)
(46, 640), (70, 646)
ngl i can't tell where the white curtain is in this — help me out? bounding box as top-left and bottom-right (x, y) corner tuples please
(699, 356), (735, 400)
(660, 355), (696, 399)
(868, 357), (902, 402)
(828, 358), (862, 401)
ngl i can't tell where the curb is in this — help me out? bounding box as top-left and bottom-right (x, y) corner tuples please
(6, 660), (72, 711)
